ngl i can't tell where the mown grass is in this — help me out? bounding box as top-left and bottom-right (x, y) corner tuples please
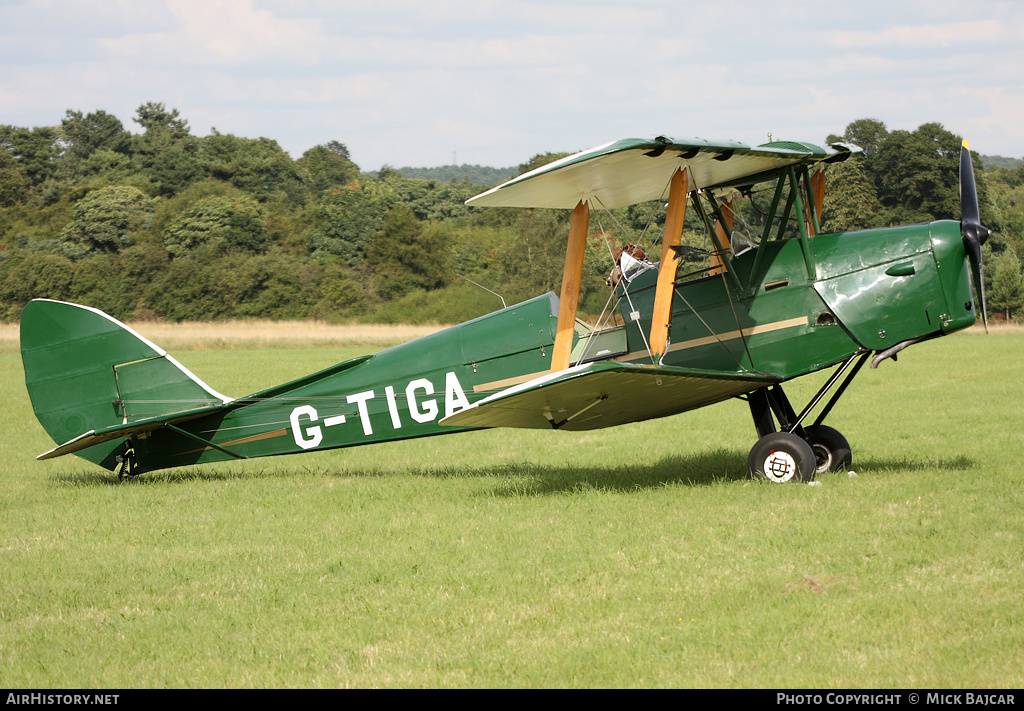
(1, 326), (1021, 688)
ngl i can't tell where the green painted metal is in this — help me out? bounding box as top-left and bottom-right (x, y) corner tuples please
(21, 294), (564, 471)
(928, 220), (980, 334)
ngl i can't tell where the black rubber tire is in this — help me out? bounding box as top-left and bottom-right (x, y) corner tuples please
(747, 431), (816, 483)
(804, 424), (852, 475)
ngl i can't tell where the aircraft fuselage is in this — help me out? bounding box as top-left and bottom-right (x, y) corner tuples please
(111, 220), (976, 472)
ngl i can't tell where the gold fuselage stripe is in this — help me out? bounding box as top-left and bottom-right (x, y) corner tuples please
(473, 371), (546, 394)
(617, 315), (808, 362)
(472, 316), (807, 394)
(176, 427), (288, 456)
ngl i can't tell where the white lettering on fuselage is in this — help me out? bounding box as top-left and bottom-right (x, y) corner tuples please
(290, 404), (322, 450)
(289, 371), (469, 450)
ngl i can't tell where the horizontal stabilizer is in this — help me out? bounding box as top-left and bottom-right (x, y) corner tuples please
(36, 401), (232, 460)
(440, 361), (779, 431)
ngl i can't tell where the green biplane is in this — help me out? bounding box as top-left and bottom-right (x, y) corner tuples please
(21, 136), (989, 483)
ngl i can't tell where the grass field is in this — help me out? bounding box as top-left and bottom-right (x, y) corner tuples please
(1, 322), (1021, 688)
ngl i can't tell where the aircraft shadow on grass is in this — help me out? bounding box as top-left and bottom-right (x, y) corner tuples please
(432, 452), (981, 497)
(849, 454), (977, 474)
(50, 452), (747, 490)
(48, 450), (978, 495)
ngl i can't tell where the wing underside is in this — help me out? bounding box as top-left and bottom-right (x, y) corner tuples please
(466, 136), (858, 210)
(441, 362), (780, 431)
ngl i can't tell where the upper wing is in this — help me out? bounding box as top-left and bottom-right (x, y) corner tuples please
(440, 361), (780, 431)
(467, 136), (859, 210)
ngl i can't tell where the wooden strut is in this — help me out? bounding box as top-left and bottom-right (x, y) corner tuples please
(650, 168), (690, 362)
(805, 170), (826, 236)
(550, 200), (590, 372)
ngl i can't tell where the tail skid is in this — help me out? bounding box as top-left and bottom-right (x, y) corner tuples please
(21, 299), (232, 471)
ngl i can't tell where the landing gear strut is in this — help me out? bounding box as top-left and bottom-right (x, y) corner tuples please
(745, 350), (868, 482)
(116, 443), (143, 480)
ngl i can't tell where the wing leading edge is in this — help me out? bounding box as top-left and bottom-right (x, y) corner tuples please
(440, 361), (781, 431)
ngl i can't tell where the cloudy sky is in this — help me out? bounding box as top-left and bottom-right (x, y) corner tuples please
(2, 0), (1022, 171)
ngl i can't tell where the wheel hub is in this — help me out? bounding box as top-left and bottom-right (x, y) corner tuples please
(762, 449), (797, 483)
(811, 442), (833, 473)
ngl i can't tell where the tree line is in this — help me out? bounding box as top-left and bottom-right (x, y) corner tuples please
(1, 106), (1022, 324)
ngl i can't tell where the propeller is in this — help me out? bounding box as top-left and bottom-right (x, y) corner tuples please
(960, 140), (990, 330)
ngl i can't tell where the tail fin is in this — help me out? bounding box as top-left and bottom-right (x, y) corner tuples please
(20, 300), (232, 468)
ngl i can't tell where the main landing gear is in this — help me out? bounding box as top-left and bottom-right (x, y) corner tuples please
(116, 443), (143, 480)
(744, 350), (868, 483)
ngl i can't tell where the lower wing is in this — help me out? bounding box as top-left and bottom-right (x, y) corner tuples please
(440, 361), (780, 431)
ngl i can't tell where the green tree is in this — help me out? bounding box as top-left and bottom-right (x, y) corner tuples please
(198, 133), (305, 203)
(364, 205), (448, 299)
(492, 208), (611, 313)
(820, 158), (884, 231)
(0, 148), (30, 206)
(139, 140), (200, 197)
(497, 210), (567, 301)
(308, 257), (365, 319)
(59, 109), (130, 181)
(394, 164), (517, 185)
(1, 125), (59, 189)
(829, 118), (888, 160)
(828, 119), (989, 227)
(872, 123), (963, 223)
(0, 250), (75, 319)
(163, 195), (270, 257)
(308, 181), (397, 266)
(59, 186), (155, 258)
(297, 141), (360, 193)
(983, 166), (1024, 258)
(379, 172), (479, 222)
(61, 109), (130, 155)
(79, 149), (133, 182)
(131, 102), (199, 196)
(133, 102), (190, 138)
(990, 248), (1024, 320)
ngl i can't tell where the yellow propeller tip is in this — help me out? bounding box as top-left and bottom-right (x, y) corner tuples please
(963, 139), (970, 150)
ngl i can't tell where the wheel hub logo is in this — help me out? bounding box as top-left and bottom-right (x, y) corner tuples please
(763, 450), (796, 483)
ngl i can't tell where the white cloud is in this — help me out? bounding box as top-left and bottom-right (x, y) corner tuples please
(828, 19), (1017, 50)
(92, 0), (324, 65)
(2, 0), (1023, 166)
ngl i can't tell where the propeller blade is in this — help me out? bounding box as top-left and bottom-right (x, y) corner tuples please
(966, 234), (989, 331)
(960, 140), (990, 330)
